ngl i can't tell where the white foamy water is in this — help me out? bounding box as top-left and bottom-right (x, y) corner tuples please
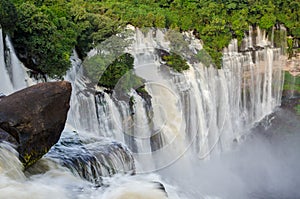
(0, 142), (177, 199)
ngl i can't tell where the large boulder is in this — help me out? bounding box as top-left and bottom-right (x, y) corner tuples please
(0, 81), (71, 168)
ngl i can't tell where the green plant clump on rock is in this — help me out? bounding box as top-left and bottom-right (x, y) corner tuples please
(162, 52), (189, 72)
(97, 53), (134, 90)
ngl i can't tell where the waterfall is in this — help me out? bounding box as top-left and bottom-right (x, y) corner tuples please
(5, 37), (30, 91)
(0, 29), (14, 94)
(0, 29), (33, 95)
(0, 142), (25, 180)
(45, 131), (135, 185)
(0, 32), (137, 184)
(64, 51), (100, 134)
(82, 26), (285, 173)
(0, 25), (288, 198)
(62, 52), (138, 182)
(0, 25), (285, 174)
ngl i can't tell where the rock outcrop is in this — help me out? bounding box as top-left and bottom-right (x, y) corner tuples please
(0, 81), (71, 168)
(46, 131), (136, 185)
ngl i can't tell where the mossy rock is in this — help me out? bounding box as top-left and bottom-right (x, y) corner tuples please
(162, 52), (189, 72)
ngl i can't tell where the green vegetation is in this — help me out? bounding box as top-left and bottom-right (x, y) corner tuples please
(83, 30), (134, 85)
(102, 0), (298, 67)
(85, 52), (135, 89)
(12, 2), (77, 78)
(98, 53), (134, 89)
(196, 49), (214, 67)
(295, 103), (300, 115)
(162, 52), (189, 72)
(0, 0), (299, 77)
(136, 86), (148, 95)
(1, 0), (123, 78)
(283, 72), (300, 93)
(0, 0), (17, 34)
(282, 72), (300, 115)
(85, 51), (145, 95)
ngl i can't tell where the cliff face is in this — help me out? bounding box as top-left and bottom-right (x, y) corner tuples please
(282, 53), (300, 115)
(285, 53), (300, 76)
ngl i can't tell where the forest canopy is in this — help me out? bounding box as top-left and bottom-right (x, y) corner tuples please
(0, 0), (299, 78)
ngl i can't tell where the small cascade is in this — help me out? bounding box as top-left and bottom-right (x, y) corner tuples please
(95, 91), (129, 140)
(0, 29), (36, 95)
(0, 142), (25, 180)
(5, 36), (30, 91)
(256, 26), (271, 47)
(94, 89), (158, 171)
(126, 90), (153, 154)
(244, 26), (272, 48)
(64, 51), (100, 134)
(46, 131), (135, 185)
(222, 38), (284, 143)
(0, 29), (14, 94)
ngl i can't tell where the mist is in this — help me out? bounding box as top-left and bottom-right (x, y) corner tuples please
(159, 108), (300, 199)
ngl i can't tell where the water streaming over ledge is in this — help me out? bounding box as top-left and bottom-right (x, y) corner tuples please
(76, 26), (285, 173)
(0, 29), (178, 198)
(0, 26), (288, 198)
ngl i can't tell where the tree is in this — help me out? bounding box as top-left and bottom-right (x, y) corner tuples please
(12, 2), (77, 78)
(0, 0), (17, 33)
(83, 29), (134, 84)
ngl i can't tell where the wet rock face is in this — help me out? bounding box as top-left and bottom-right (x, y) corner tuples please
(0, 81), (72, 168)
(0, 127), (18, 146)
(46, 131), (136, 186)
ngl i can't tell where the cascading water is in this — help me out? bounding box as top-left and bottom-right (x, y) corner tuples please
(0, 33), (138, 181)
(0, 29), (33, 94)
(86, 27), (285, 173)
(45, 131), (136, 185)
(0, 30), (175, 199)
(64, 51), (100, 134)
(0, 24), (294, 199)
(0, 29), (14, 94)
(5, 36), (30, 91)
